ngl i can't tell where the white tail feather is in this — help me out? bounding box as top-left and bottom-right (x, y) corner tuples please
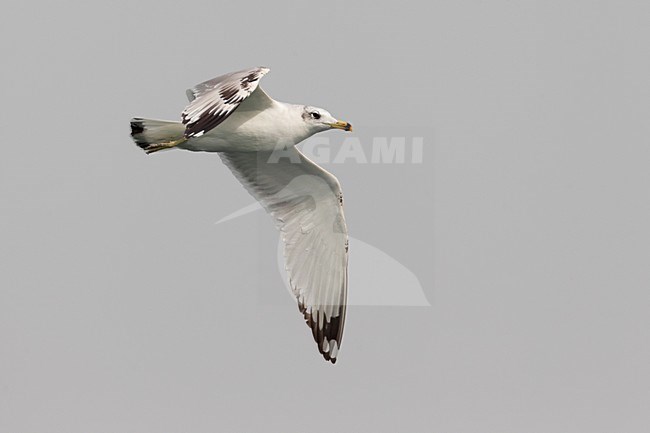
(130, 118), (185, 153)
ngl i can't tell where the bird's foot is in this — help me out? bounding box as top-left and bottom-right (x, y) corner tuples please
(144, 138), (187, 154)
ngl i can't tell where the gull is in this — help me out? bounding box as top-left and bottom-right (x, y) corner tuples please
(130, 67), (352, 363)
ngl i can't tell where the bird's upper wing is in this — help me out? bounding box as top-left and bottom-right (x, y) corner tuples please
(219, 148), (348, 363)
(182, 67), (271, 138)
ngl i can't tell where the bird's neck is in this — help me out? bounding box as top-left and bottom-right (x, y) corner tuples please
(267, 102), (313, 145)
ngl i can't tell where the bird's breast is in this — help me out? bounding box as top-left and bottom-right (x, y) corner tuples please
(186, 107), (308, 152)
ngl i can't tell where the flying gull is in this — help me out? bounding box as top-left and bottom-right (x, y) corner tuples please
(130, 67), (352, 363)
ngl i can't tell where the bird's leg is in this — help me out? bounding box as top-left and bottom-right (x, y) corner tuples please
(144, 137), (188, 154)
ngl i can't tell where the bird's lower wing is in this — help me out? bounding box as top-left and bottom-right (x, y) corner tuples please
(219, 149), (348, 363)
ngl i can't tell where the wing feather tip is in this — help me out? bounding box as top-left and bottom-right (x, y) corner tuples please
(298, 301), (342, 364)
(319, 342), (339, 364)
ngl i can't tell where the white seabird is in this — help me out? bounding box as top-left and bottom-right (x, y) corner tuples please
(130, 67), (352, 363)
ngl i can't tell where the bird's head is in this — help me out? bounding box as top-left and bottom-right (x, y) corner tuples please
(302, 105), (352, 134)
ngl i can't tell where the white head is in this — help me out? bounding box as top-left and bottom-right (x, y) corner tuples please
(301, 105), (352, 134)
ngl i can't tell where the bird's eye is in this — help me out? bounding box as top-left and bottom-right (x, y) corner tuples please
(310, 112), (321, 120)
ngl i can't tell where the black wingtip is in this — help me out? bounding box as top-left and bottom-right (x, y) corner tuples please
(298, 302), (342, 364)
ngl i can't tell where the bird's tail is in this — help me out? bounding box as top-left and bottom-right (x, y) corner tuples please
(130, 118), (187, 154)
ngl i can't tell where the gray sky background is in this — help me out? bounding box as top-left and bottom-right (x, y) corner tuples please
(1, 1), (649, 432)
